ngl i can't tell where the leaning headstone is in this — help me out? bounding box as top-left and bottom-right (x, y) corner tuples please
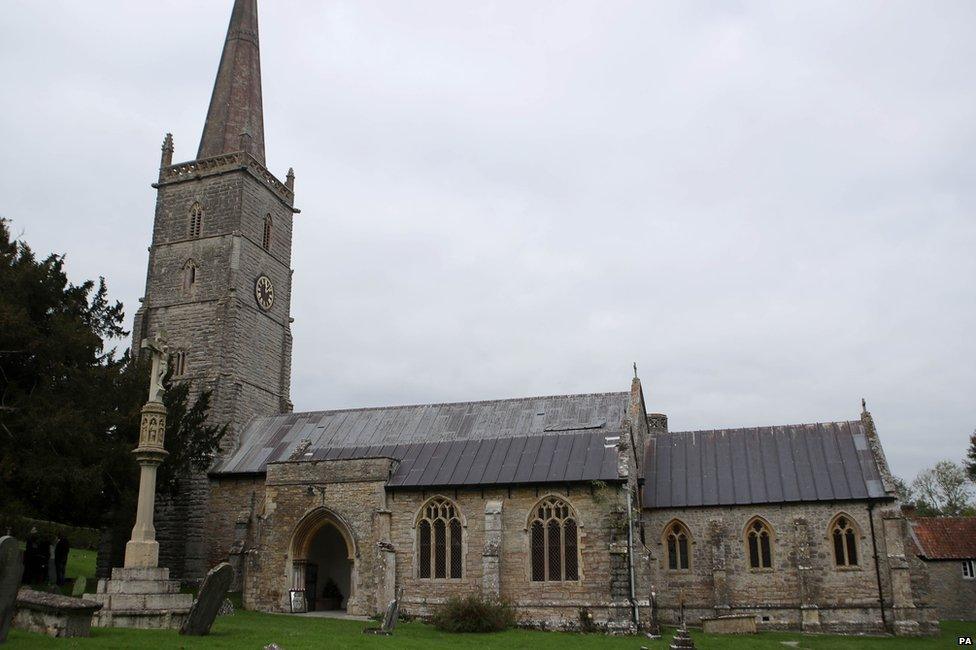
(364, 586), (401, 635)
(0, 536), (25, 642)
(179, 563), (233, 636)
(71, 577), (87, 598)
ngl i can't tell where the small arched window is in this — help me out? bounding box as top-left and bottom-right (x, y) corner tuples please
(416, 496), (463, 579)
(665, 520), (692, 570)
(188, 202), (203, 238)
(182, 259), (198, 293)
(831, 514), (859, 567)
(529, 496), (579, 582)
(262, 214), (273, 251)
(746, 517), (773, 569)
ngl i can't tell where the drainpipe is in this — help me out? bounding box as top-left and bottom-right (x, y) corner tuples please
(626, 488), (640, 627)
(867, 501), (888, 632)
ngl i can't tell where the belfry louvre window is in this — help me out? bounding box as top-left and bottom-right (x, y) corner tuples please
(416, 496), (463, 579)
(529, 496), (579, 581)
(262, 214), (272, 250)
(666, 521), (691, 570)
(831, 515), (859, 567)
(171, 350), (187, 377)
(746, 518), (773, 569)
(189, 202), (203, 238)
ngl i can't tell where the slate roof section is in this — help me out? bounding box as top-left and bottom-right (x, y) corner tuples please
(214, 392), (630, 477)
(910, 517), (976, 560)
(642, 421), (889, 509)
(283, 431), (625, 488)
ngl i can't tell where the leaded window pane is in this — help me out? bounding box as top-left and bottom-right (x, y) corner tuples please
(564, 519), (578, 580)
(450, 518), (463, 579)
(434, 519), (447, 579)
(547, 520), (561, 581)
(531, 521), (545, 581)
(845, 529), (858, 566)
(418, 520), (431, 578)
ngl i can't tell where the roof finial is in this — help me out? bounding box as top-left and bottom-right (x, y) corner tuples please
(285, 167), (295, 191)
(861, 397), (867, 414)
(633, 362), (638, 379)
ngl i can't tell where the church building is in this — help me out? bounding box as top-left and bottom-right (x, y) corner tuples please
(132, 0), (938, 635)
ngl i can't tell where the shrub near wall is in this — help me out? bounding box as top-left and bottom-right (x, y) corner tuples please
(431, 594), (516, 633)
(0, 516), (100, 550)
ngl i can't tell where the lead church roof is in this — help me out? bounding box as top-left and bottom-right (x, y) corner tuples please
(213, 391), (631, 488)
(642, 420), (890, 508)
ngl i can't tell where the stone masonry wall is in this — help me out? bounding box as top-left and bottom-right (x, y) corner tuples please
(211, 466), (634, 628)
(913, 559), (976, 620)
(389, 483), (631, 628)
(639, 502), (925, 634)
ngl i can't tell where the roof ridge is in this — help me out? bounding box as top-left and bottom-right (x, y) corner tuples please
(669, 420), (862, 435)
(254, 391), (631, 420)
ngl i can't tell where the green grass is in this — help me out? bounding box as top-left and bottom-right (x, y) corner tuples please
(6, 611), (975, 649)
(65, 547), (96, 583)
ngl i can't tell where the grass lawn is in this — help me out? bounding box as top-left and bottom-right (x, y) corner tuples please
(9, 552), (975, 648)
(6, 611), (975, 649)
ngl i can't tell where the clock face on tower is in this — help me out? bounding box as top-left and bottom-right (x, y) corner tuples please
(255, 275), (274, 311)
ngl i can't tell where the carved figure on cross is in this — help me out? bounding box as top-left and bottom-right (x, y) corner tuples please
(141, 333), (169, 403)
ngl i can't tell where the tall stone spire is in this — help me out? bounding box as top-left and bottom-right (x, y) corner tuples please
(197, 0), (266, 165)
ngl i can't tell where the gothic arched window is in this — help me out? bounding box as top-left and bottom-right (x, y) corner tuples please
(745, 517), (773, 569)
(830, 514), (859, 567)
(182, 259), (198, 293)
(665, 520), (692, 570)
(189, 202), (203, 238)
(416, 496), (463, 579)
(529, 496), (579, 582)
(262, 214), (273, 251)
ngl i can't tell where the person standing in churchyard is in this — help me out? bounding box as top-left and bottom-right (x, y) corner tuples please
(54, 534), (69, 586)
(23, 528), (40, 584)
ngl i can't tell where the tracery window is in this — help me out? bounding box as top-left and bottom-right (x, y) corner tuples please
(189, 202), (203, 238)
(529, 496), (579, 581)
(262, 214), (273, 250)
(746, 517), (773, 569)
(831, 514), (859, 567)
(416, 496), (463, 579)
(182, 259), (198, 292)
(665, 520), (691, 570)
(963, 560), (975, 579)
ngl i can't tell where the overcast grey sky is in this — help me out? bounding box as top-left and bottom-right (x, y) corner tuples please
(1, 1), (974, 481)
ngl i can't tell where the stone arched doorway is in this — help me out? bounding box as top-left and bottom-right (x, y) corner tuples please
(290, 507), (357, 612)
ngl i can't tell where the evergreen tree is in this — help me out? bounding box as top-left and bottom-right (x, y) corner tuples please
(0, 218), (223, 528)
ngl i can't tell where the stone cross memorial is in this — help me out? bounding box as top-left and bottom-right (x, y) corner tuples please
(0, 536), (25, 642)
(124, 334), (169, 569)
(180, 563), (234, 636)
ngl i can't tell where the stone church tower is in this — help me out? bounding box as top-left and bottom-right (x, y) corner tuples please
(131, 0), (296, 580)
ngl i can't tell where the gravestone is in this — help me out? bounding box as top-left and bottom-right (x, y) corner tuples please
(179, 563), (233, 636)
(364, 586), (402, 635)
(0, 536), (25, 642)
(71, 577), (87, 598)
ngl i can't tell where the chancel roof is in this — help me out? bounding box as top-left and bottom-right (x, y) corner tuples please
(214, 392), (631, 486)
(642, 420), (890, 509)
